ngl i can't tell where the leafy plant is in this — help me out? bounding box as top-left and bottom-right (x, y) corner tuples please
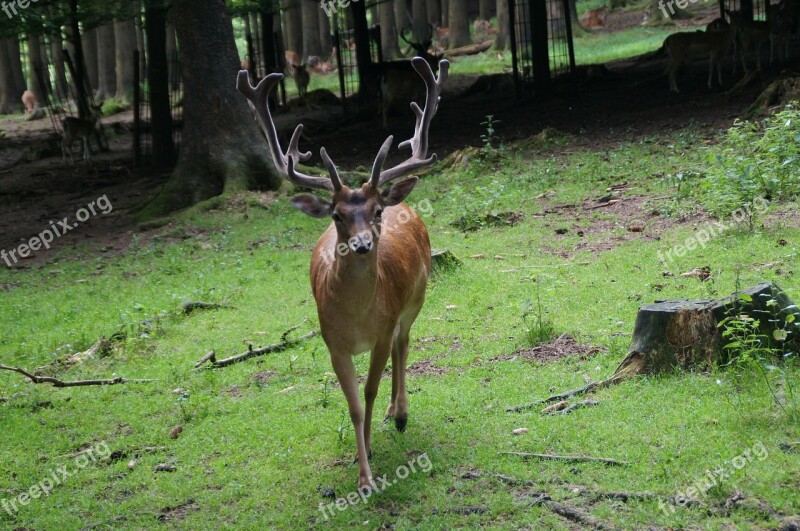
(480, 114), (500, 151)
(521, 288), (557, 347)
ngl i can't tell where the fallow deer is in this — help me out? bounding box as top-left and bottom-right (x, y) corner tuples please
(664, 21), (736, 93)
(61, 106), (100, 162)
(21, 90), (36, 115)
(237, 57), (449, 489)
(726, 9), (771, 73)
(580, 5), (608, 28)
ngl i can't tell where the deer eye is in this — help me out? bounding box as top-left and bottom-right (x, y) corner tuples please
(375, 208), (383, 218)
(332, 213), (343, 223)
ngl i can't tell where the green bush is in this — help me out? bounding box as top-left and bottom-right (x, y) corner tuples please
(701, 103), (800, 219)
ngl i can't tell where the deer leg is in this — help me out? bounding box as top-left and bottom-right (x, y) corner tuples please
(385, 339), (400, 421)
(390, 323), (413, 432)
(364, 338), (392, 458)
(331, 353), (373, 489)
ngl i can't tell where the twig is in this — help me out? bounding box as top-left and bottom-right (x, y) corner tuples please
(548, 400), (600, 416)
(194, 328), (318, 368)
(181, 301), (230, 314)
(506, 374), (625, 413)
(500, 451), (628, 466)
(0, 366), (157, 388)
(529, 495), (617, 530)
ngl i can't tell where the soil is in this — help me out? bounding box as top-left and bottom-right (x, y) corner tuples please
(1, 28), (794, 268)
(493, 334), (606, 363)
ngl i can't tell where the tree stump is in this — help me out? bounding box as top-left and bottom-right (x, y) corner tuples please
(615, 282), (798, 377)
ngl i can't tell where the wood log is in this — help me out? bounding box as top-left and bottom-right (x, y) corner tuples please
(615, 282), (798, 377)
(445, 40), (494, 57)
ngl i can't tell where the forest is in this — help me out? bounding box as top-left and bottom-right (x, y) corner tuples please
(1, 0), (800, 528)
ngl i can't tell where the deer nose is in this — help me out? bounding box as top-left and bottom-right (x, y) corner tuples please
(354, 242), (372, 254)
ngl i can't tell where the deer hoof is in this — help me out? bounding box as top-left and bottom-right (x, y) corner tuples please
(394, 417), (407, 432)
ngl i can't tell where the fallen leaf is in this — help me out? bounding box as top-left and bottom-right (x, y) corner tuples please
(541, 400), (569, 414)
(169, 426), (183, 440)
(512, 427), (529, 435)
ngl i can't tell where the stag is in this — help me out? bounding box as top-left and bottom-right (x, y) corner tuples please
(237, 57), (449, 489)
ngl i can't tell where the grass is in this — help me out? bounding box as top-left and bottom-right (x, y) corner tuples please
(1, 120), (798, 528)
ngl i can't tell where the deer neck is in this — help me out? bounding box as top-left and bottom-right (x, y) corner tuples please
(324, 247), (380, 310)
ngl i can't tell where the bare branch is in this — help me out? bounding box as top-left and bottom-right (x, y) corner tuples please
(194, 329), (318, 368)
(0, 366), (157, 388)
(500, 452), (628, 466)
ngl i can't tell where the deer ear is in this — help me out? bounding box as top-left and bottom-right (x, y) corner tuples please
(381, 177), (419, 206)
(291, 194), (333, 218)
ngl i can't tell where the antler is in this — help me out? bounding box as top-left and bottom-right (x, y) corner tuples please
(236, 71), (338, 192)
(371, 57), (449, 188)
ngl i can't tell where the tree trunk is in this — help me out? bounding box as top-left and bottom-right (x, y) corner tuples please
(448, 0), (471, 48)
(412, 0), (428, 42)
(380, 0), (402, 59)
(319, 9), (332, 57)
(0, 40), (18, 114)
(615, 282), (798, 377)
(144, 0), (281, 216)
(395, 0), (408, 34)
(479, 0), (492, 20)
(166, 23), (178, 91)
(144, 1), (174, 168)
(38, 35), (54, 100)
(27, 35), (45, 103)
(495, 0), (509, 49)
(7, 38), (26, 101)
(96, 23), (117, 100)
(250, 12), (262, 65)
(441, 0), (448, 26)
(302, 0), (323, 60)
(83, 27), (99, 92)
(51, 32), (70, 99)
(115, 19), (137, 101)
(427, 0), (441, 26)
(284, 0), (303, 56)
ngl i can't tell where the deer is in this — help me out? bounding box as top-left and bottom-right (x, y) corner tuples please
(237, 57), (448, 490)
(21, 90), (36, 115)
(726, 9), (771, 73)
(287, 63), (310, 98)
(377, 30), (443, 129)
(664, 20), (736, 93)
(61, 106), (100, 163)
(580, 5), (608, 28)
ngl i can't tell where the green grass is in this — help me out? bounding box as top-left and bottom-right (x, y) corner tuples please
(573, 26), (677, 64)
(1, 125), (799, 528)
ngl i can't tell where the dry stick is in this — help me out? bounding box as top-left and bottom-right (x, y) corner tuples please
(506, 373), (625, 413)
(548, 400), (599, 416)
(500, 451), (628, 466)
(194, 328), (319, 368)
(535, 497), (616, 530)
(0, 365), (157, 388)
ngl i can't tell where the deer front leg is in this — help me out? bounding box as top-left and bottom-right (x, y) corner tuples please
(330, 352), (373, 489)
(364, 338), (392, 458)
(390, 325), (411, 432)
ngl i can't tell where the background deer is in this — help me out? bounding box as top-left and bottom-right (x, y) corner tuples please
(664, 20), (736, 93)
(61, 106), (100, 162)
(21, 90), (36, 114)
(726, 9), (771, 73)
(237, 57), (448, 489)
(580, 5), (608, 28)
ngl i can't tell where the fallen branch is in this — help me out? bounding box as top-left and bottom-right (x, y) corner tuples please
(181, 301), (230, 314)
(507, 374), (625, 412)
(547, 400), (599, 416)
(530, 494), (616, 530)
(500, 451), (628, 466)
(0, 365), (157, 388)
(445, 40), (493, 57)
(194, 328), (319, 368)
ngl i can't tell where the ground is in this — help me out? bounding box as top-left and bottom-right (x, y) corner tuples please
(1, 13), (799, 530)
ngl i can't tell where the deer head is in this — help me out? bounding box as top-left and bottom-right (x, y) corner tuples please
(236, 57), (449, 255)
(401, 28), (442, 69)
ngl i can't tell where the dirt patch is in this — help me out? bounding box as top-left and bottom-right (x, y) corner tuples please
(406, 358), (451, 377)
(494, 334), (605, 363)
(159, 499), (200, 522)
(251, 370), (276, 385)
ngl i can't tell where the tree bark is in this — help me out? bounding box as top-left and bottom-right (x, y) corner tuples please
(26, 35), (45, 103)
(495, 0), (509, 49)
(427, 0), (441, 27)
(96, 23), (117, 100)
(448, 0), (471, 48)
(7, 38), (26, 101)
(0, 40), (18, 114)
(144, 0), (281, 216)
(395, 0), (408, 34)
(380, 0), (402, 59)
(166, 23), (178, 91)
(284, 0), (303, 56)
(441, 0), (448, 26)
(302, 0), (323, 60)
(144, 1), (174, 168)
(412, 0), (428, 42)
(51, 31), (70, 99)
(319, 9), (332, 57)
(479, 0), (492, 20)
(83, 27), (99, 92)
(115, 18), (137, 101)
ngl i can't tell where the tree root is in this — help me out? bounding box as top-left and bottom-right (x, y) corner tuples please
(547, 400), (599, 416)
(194, 326), (319, 368)
(0, 365), (157, 388)
(506, 374), (626, 412)
(529, 494), (616, 530)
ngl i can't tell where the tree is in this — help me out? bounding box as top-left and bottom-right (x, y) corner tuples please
(448, 0), (470, 48)
(495, 0), (509, 49)
(96, 22), (116, 100)
(143, 0), (281, 216)
(379, 0), (402, 59)
(427, 0), (441, 27)
(284, 0), (303, 55)
(144, 0), (174, 167)
(83, 27), (99, 91)
(301, 0), (322, 60)
(412, 0), (427, 42)
(394, 0), (408, 35)
(479, 0), (491, 20)
(318, 9), (331, 57)
(27, 34), (45, 102)
(114, 18), (137, 101)
(0, 39), (21, 113)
